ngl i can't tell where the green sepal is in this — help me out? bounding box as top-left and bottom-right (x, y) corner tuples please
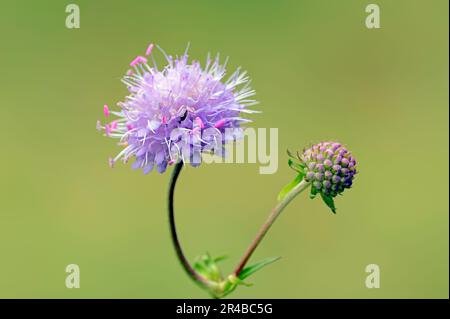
(286, 149), (305, 173)
(320, 193), (336, 214)
(286, 149), (296, 159)
(278, 174), (304, 202)
(288, 159), (305, 173)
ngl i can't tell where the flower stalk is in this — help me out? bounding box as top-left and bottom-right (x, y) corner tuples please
(167, 161), (211, 288)
(165, 141), (357, 298)
(167, 161), (296, 298)
(233, 180), (310, 276)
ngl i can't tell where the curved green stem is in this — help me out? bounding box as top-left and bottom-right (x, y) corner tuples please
(233, 180), (311, 276)
(168, 162), (210, 287)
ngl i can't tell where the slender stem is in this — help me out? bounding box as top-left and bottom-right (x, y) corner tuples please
(168, 162), (210, 287)
(233, 180), (310, 276)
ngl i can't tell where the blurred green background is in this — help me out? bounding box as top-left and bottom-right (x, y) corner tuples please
(0, 0), (448, 298)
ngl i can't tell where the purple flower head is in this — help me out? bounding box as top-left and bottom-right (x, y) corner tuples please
(97, 43), (258, 174)
(287, 142), (357, 212)
(301, 142), (357, 199)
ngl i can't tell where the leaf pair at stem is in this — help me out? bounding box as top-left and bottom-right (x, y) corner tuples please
(193, 253), (280, 298)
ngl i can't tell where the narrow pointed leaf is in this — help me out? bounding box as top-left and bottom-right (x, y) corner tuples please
(213, 255), (228, 263)
(277, 175), (303, 202)
(310, 187), (318, 199)
(237, 256), (281, 281)
(193, 261), (209, 276)
(320, 193), (336, 214)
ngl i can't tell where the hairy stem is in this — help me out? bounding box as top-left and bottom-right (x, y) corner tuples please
(233, 180), (310, 276)
(168, 162), (210, 287)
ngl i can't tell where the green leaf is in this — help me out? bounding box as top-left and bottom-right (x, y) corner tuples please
(238, 256), (281, 281)
(213, 255), (228, 263)
(320, 193), (336, 214)
(193, 256), (209, 276)
(193, 262), (209, 277)
(193, 253), (223, 282)
(221, 280), (239, 297)
(310, 186), (318, 199)
(277, 175), (304, 201)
